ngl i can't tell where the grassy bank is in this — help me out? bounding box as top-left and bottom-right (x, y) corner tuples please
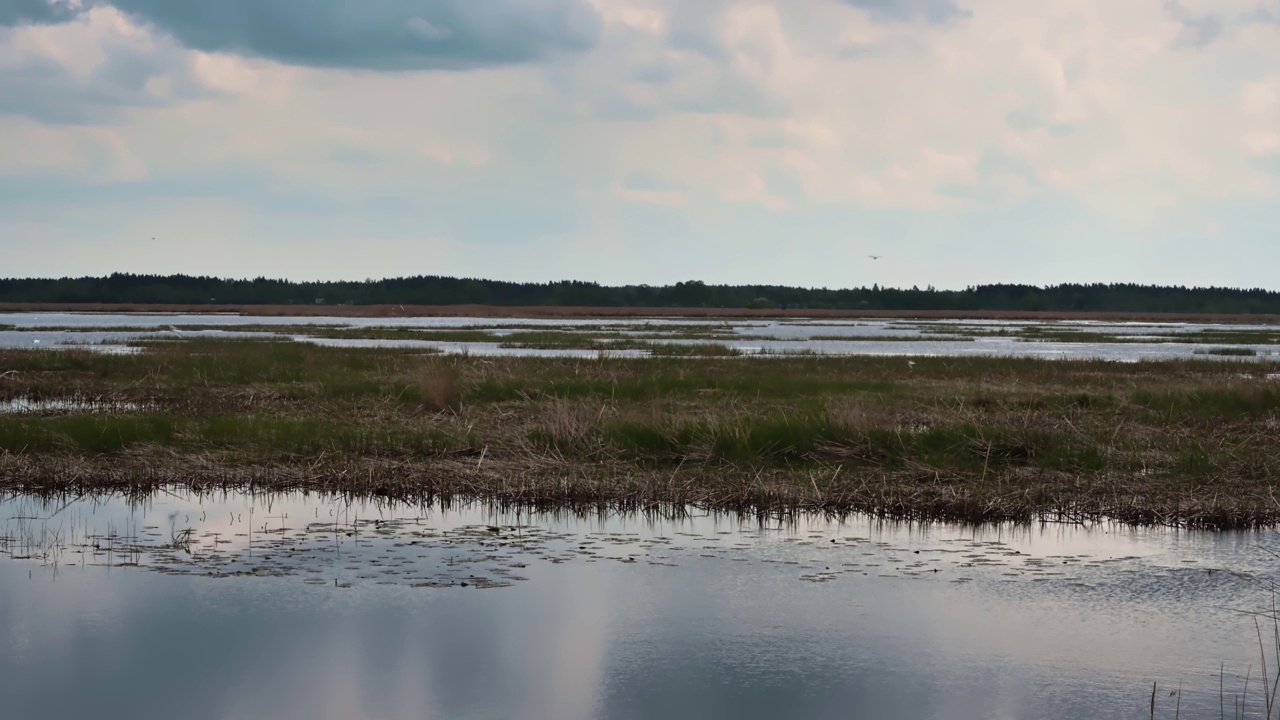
(3, 339), (1280, 527)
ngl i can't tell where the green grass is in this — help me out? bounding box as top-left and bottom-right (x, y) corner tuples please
(1193, 346), (1259, 356)
(809, 334), (976, 342)
(0, 415), (177, 454)
(0, 413), (467, 458)
(644, 343), (741, 357)
(1129, 386), (1280, 417)
(305, 327), (501, 342)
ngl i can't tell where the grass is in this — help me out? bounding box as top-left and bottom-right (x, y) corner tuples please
(309, 327), (500, 342)
(644, 342), (741, 357)
(810, 334), (977, 342)
(4, 339), (1280, 526)
(418, 364), (460, 412)
(0, 415), (465, 458)
(1195, 347), (1260, 357)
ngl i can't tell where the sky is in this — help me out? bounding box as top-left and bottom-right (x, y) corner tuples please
(2, 0), (1279, 290)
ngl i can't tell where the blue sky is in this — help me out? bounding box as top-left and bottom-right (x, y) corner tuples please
(2, 0), (1278, 289)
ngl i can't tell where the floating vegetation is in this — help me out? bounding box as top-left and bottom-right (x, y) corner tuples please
(0, 490), (1187, 592)
(0, 493), (675, 589)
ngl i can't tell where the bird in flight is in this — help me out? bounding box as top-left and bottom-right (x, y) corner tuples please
(869, 255), (882, 260)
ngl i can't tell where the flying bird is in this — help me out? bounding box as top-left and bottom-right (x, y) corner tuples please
(869, 255), (882, 260)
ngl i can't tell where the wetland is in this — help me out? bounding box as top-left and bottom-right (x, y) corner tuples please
(3, 323), (1280, 526)
(6, 313), (1280, 718)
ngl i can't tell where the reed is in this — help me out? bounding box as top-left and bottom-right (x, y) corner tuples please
(417, 364), (461, 413)
(1150, 586), (1280, 719)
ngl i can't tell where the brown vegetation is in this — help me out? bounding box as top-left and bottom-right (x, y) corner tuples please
(4, 340), (1280, 527)
(417, 364), (460, 413)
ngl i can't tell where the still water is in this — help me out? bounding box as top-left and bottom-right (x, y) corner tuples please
(3, 312), (1280, 361)
(1, 490), (1274, 719)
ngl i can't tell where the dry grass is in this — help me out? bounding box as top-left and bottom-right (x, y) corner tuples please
(417, 364), (460, 413)
(5, 340), (1280, 527)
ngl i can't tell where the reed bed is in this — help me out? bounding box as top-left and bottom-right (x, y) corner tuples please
(3, 339), (1280, 527)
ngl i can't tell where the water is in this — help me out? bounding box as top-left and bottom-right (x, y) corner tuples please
(4, 313), (1280, 361)
(1, 490), (1275, 719)
(0, 397), (147, 414)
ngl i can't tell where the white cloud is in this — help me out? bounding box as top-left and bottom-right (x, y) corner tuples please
(1242, 131), (1280, 156)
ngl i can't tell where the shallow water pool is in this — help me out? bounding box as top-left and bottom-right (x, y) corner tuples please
(0, 490), (1273, 719)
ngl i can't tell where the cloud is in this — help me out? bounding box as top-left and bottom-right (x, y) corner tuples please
(557, 2), (794, 121)
(1164, 1), (1225, 47)
(0, 0), (80, 26)
(837, 0), (969, 24)
(1242, 131), (1280, 155)
(3, 0), (1280, 289)
(0, 7), (211, 124)
(4, 0), (602, 71)
(1242, 2), (1280, 26)
(97, 0), (602, 70)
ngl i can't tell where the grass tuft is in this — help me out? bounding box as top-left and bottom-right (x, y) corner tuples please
(418, 364), (461, 413)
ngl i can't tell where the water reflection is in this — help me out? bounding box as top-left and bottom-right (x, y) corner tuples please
(0, 491), (1275, 719)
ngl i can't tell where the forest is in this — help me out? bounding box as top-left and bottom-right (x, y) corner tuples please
(3, 274), (1280, 314)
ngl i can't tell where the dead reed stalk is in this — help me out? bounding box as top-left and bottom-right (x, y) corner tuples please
(418, 365), (460, 413)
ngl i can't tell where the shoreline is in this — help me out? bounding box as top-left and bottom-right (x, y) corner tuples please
(3, 302), (1280, 324)
(1, 458), (1263, 530)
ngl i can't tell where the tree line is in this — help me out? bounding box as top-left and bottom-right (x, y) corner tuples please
(2, 274), (1280, 314)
